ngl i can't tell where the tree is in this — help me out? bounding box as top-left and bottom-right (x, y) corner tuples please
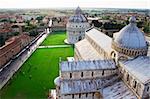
(102, 22), (125, 30)
(143, 25), (150, 34)
(143, 21), (150, 35)
(92, 20), (102, 27)
(29, 29), (38, 36)
(137, 21), (144, 28)
(0, 35), (5, 47)
(14, 32), (19, 36)
(36, 16), (44, 22)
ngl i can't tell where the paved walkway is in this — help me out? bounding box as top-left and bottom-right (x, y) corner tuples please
(38, 45), (71, 48)
(0, 31), (49, 89)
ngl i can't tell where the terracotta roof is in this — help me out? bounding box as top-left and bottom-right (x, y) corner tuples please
(0, 28), (12, 33)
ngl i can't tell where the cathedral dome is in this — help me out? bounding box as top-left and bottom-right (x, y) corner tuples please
(114, 16), (147, 49)
(68, 7), (88, 23)
(54, 76), (60, 86)
(112, 16), (148, 57)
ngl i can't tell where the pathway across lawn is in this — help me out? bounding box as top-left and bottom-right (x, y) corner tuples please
(38, 45), (72, 49)
(0, 47), (74, 99)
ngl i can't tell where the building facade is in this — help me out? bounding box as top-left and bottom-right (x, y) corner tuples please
(65, 7), (90, 44)
(52, 16), (150, 99)
(0, 34), (31, 68)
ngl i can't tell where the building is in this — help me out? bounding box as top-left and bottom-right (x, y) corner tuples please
(0, 34), (31, 68)
(52, 16), (150, 99)
(65, 7), (90, 44)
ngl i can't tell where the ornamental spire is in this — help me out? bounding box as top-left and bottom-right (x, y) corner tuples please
(129, 16), (136, 24)
(75, 6), (82, 15)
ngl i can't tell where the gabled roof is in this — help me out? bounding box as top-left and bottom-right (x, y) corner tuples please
(86, 28), (112, 54)
(60, 75), (119, 95)
(60, 59), (116, 72)
(103, 81), (137, 99)
(120, 56), (150, 84)
(75, 39), (103, 60)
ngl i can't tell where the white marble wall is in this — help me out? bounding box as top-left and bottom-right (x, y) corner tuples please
(61, 69), (117, 80)
(66, 22), (90, 44)
(119, 65), (149, 98)
(61, 92), (101, 99)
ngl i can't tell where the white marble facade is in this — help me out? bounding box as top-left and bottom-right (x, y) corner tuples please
(66, 7), (90, 44)
(53, 15), (150, 99)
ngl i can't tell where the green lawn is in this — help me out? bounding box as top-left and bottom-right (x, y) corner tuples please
(41, 31), (67, 46)
(0, 47), (74, 99)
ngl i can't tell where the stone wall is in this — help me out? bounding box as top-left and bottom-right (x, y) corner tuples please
(119, 64), (150, 99)
(66, 22), (90, 44)
(61, 92), (101, 99)
(111, 40), (148, 58)
(61, 69), (117, 80)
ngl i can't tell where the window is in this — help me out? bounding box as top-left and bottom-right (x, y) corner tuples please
(92, 72), (94, 77)
(127, 74), (129, 81)
(86, 93), (88, 97)
(92, 93), (95, 97)
(72, 94), (74, 98)
(79, 94), (81, 98)
(81, 72), (83, 77)
(133, 81), (137, 88)
(147, 86), (149, 92)
(102, 70), (104, 76)
(70, 73), (72, 78)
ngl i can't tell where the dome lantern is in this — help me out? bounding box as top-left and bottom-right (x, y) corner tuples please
(68, 6), (88, 23)
(129, 16), (136, 23)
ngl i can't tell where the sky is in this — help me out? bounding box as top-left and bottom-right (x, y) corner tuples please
(0, 0), (149, 9)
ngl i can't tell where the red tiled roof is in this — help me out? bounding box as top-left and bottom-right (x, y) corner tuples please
(0, 36), (21, 54)
(0, 28), (12, 33)
(0, 34), (30, 55)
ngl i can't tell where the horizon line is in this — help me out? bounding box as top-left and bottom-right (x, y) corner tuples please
(0, 7), (149, 10)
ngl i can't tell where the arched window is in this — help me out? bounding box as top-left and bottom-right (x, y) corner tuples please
(81, 72), (83, 77)
(70, 73), (72, 78)
(147, 86), (149, 92)
(127, 74), (129, 81)
(91, 72), (94, 77)
(102, 70), (104, 76)
(86, 93), (88, 97)
(79, 94), (81, 98)
(72, 94), (74, 98)
(134, 81), (137, 88)
(92, 93), (95, 97)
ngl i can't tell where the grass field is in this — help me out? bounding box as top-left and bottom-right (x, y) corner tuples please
(0, 47), (74, 99)
(41, 31), (67, 46)
(1, 31), (73, 99)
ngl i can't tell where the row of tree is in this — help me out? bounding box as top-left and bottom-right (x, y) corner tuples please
(91, 20), (125, 30)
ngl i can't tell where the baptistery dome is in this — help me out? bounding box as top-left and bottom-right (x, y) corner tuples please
(65, 6), (90, 44)
(112, 16), (148, 57)
(68, 7), (88, 23)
